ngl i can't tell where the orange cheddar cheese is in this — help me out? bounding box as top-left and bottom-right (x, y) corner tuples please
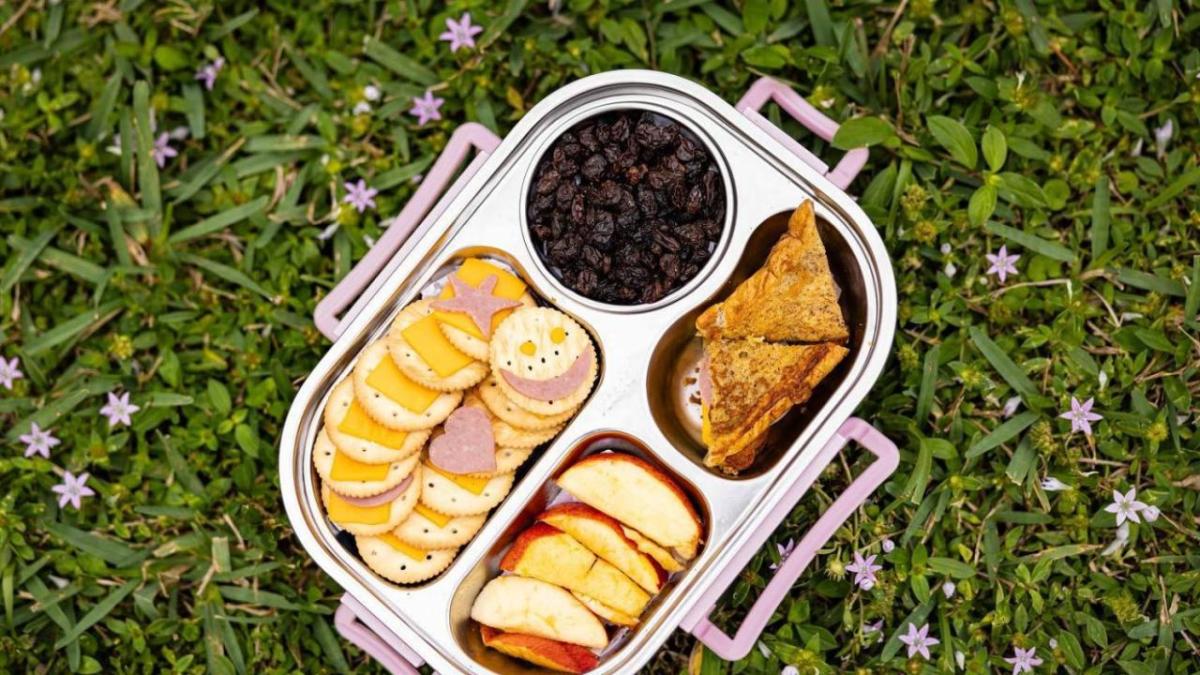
(365, 356), (440, 412)
(338, 400), (411, 448)
(434, 259), (527, 339)
(376, 533), (424, 560)
(402, 315), (475, 377)
(413, 504), (453, 528)
(326, 491), (392, 525)
(427, 464), (491, 495)
(330, 450), (392, 482)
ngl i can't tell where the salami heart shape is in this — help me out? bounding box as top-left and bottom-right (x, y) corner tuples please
(429, 406), (497, 475)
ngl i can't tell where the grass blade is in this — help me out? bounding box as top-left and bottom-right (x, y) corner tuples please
(53, 580), (139, 649)
(169, 196), (269, 245)
(985, 222), (1076, 263)
(969, 326), (1043, 407)
(7, 235), (108, 285)
(23, 301), (123, 356)
(362, 37), (437, 85)
(966, 411), (1040, 458)
(183, 83), (206, 140)
(915, 343), (939, 425)
(43, 523), (146, 566)
(1, 224), (62, 295)
(87, 72), (123, 141)
(1116, 269), (1185, 297)
(178, 253), (274, 300)
(1090, 175), (1109, 261)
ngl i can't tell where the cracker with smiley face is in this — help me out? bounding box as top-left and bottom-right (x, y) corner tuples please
(490, 308), (597, 416)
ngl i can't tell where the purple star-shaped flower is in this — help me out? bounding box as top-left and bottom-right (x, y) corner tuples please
(845, 550), (882, 590)
(985, 245), (1020, 283)
(52, 471), (95, 510)
(439, 12), (484, 53)
(410, 89), (444, 127)
(769, 538), (795, 571)
(100, 391), (140, 428)
(152, 132), (178, 168)
(1004, 646), (1043, 675)
(897, 622), (939, 660)
(1105, 488), (1148, 526)
(431, 275), (522, 338)
(195, 57), (225, 91)
(20, 422), (60, 459)
(0, 356), (22, 390)
(342, 179), (379, 214)
(1059, 396), (1102, 436)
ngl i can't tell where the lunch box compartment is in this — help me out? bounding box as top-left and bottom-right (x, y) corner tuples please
(518, 102), (736, 314)
(446, 430), (710, 674)
(312, 247), (606, 588)
(646, 208), (866, 479)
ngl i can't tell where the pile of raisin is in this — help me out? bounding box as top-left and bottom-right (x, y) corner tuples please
(527, 110), (726, 305)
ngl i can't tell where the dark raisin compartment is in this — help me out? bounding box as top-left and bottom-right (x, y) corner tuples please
(526, 109), (727, 305)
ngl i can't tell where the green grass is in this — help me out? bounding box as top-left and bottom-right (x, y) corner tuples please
(1, 1), (1198, 673)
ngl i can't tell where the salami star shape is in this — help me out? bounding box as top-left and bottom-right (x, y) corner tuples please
(432, 275), (521, 338)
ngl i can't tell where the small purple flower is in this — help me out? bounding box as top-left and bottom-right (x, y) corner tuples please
(863, 619), (884, 643)
(1154, 119), (1174, 159)
(0, 356), (22, 390)
(898, 622), (939, 660)
(152, 132), (177, 168)
(770, 538), (796, 571)
(343, 179), (379, 214)
(439, 12), (484, 53)
(1059, 396), (1102, 437)
(1004, 646), (1043, 675)
(882, 538), (895, 553)
(942, 580), (956, 598)
(410, 89), (444, 126)
(1040, 476), (1070, 492)
(100, 391), (140, 428)
(52, 471), (95, 510)
(1002, 396), (1022, 418)
(363, 85), (381, 102)
(195, 57), (225, 91)
(1105, 488), (1148, 526)
(845, 551), (882, 590)
(20, 423), (60, 459)
(985, 245), (1020, 283)
(1143, 505), (1161, 522)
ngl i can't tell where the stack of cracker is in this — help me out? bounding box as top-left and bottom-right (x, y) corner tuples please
(315, 258), (597, 584)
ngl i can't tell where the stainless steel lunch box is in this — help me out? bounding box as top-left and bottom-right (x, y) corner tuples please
(280, 70), (899, 674)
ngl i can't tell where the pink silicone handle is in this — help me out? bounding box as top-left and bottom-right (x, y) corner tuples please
(736, 77), (869, 191)
(334, 594), (425, 674)
(681, 417), (898, 661)
(314, 122), (501, 340)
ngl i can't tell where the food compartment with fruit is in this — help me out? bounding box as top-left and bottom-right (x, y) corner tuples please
(312, 255), (601, 586)
(448, 432), (707, 673)
(647, 201), (864, 478)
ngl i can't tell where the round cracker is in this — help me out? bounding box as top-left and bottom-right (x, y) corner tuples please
(465, 445), (535, 478)
(393, 509), (486, 549)
(321, 473), (420, 536)
(477, 375), (576, 430)
(419, 464), (514, 516)
(356, 535), (457, 584)
(490, 308), (597, 415)
(313, 428), (420, 497)
(352, 342), (461, 431)
(439, 293), (537, 361)
(465, 392), (563, 449)
(387, 300), (488, 391)
(325, 378), (430, 463)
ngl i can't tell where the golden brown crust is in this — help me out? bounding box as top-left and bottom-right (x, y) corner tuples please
(702, 339), (848, 470)
(696, 201), (848, 344)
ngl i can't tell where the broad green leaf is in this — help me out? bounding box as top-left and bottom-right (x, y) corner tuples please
(981, 125), (1007, 171)
(968, 185), (997, 226)
(927, 115), (977, 169)
(832, 117), (896, 150)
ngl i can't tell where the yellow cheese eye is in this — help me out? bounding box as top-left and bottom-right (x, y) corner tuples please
(519, 341), (537, 356)
(550, 327), (567, 344)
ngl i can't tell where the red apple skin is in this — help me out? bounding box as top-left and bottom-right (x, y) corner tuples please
(499, 522), (563, 572)
(480, 625), (599, 673)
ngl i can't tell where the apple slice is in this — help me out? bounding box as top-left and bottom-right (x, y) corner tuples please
(500, 523), (650, 616)
(538, 503), (667, 593)
(480, 625), (598, 673)
(556, 453), (702, 559)
(621, 525), (684, 573)
(571, 591), (639, 628)
(471, 576), (607, 649)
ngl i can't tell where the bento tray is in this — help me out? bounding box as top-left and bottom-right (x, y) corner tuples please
(281, 71), (897, 674)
